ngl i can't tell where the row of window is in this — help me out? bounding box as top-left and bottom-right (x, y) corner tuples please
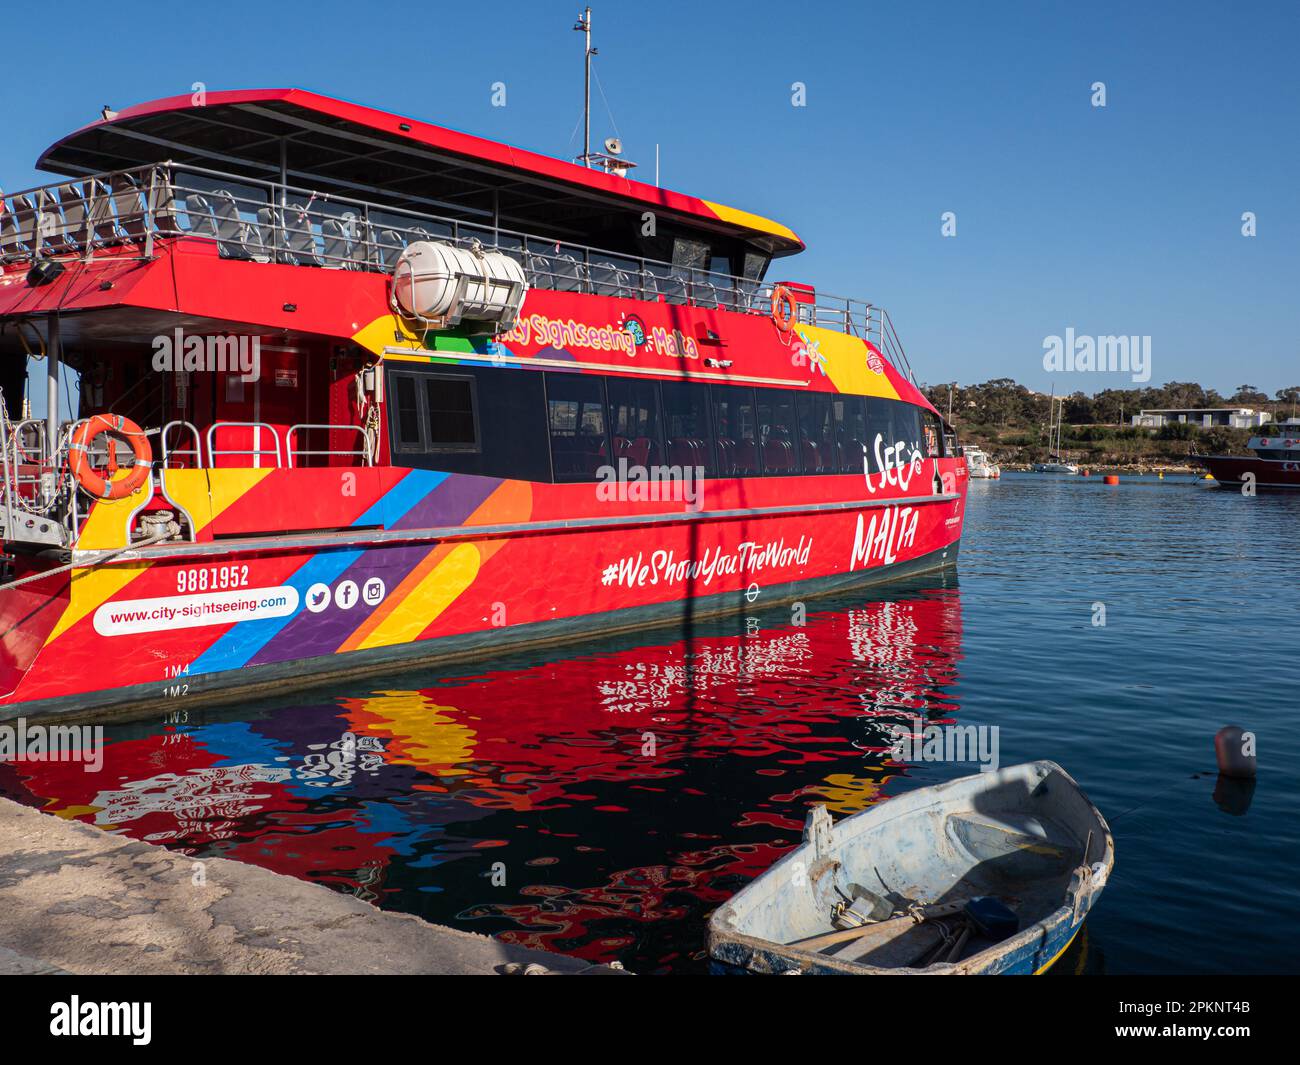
(387, 364), (946, 483)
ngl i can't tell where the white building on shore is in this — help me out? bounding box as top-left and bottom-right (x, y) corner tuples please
(1131, 407), (1267, 430)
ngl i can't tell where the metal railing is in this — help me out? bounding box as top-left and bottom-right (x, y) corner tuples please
(196, 420), (374, 469)
(871, 305), (916, 386)
(0, 164), (181, 264)
(160, 420), (203, 468)
(205, 421), (283, 469)
(286, 424), (372, 468)
(2, 162), (918, 386)
(0, 398), (19, 543)
(6, 418), (49, 500)
(2, 408), (374, 549)
(1, 409), (72, 547)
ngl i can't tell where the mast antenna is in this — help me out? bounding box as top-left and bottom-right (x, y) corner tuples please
(573, 7), (596, 168)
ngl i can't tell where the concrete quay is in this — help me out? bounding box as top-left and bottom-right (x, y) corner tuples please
(0, 798), (623, 976)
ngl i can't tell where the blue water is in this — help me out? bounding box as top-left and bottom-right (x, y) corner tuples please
(957, 473), (1298, 974)
(4, 472), (1296, 973)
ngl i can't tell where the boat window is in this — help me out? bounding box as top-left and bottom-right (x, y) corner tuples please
(711, 387), (760, 475)
(866, 398), (923, 457)
(391, 361), (937, 483)
(424, 376), (478, 449)
(755, 391), (801, 474)
(388, 364), (549, 480)
(660, 380), (715, 475)
(671, 237), (709, 272)
(607, 376), (663, 468)
(892, 403), (923, 450)
(546, 373), (609, 482)
(795, 392), (835, 474)
(386, 370), (479, 453)
(393, 374), (423, 451)
(742, 250), (770, 282)
(834, 396), (868, 474)
(863, 399), (887, 474)
(922, 410), (945, 458)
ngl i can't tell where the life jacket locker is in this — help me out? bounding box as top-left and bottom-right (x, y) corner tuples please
(392, 241), (528, 331)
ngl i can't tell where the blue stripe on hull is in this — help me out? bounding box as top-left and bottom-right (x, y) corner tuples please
(709, 911), (1087, 976)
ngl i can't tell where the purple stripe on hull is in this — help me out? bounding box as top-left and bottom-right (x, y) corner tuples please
(246, 543), (435, 666)
(392, 475), (501, 531)
(247, 476), (503, 667)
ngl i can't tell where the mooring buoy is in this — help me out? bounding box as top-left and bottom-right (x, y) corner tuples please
(1214, 725), (1256, 779)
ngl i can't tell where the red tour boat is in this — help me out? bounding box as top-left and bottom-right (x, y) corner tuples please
(1194, 418), (1300, 491)
(0, 89), (966, 718)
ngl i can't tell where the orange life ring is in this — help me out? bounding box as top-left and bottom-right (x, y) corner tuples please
(68, 414), (153, 500)
(771, 285), (796, 333)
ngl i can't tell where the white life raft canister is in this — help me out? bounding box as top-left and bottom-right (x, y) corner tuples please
(392, 241), (528, 332)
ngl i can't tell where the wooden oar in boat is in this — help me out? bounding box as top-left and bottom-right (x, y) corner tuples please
(787, 900), (966, 952)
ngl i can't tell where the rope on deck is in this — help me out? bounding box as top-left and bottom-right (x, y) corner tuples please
(0, 530), (172, 592)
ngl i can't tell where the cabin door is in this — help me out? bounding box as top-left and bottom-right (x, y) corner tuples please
(208, 341), (309, 468)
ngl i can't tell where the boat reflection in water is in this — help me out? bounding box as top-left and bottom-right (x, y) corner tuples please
(1, 575), (1022, 973)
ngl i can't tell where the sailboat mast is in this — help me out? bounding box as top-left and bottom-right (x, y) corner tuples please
(1048, 385), (1056, 458)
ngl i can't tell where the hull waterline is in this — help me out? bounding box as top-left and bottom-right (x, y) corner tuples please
(2, 471), (964, 721)
(1194, 453), (1300, 491)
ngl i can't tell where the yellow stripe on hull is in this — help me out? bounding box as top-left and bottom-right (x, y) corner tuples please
(1033, 923), (1082, 975)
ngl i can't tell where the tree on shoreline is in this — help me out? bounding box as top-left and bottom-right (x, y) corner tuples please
(923, 379), (1286, 432)
(920, 378), (1282, 465)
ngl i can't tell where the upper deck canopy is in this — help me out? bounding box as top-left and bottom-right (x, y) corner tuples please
(37, 89), (803, 259)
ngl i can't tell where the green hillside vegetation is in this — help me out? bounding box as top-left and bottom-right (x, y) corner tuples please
(922, 379), (1299, 467)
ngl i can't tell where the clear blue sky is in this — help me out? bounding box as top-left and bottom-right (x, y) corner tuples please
(4, 0), (1297, 396)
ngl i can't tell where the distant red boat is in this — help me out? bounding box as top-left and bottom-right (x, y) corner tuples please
(1194, 418), (1300, 491)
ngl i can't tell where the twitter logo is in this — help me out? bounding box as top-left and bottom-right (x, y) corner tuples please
(305, 582), (332, 613)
